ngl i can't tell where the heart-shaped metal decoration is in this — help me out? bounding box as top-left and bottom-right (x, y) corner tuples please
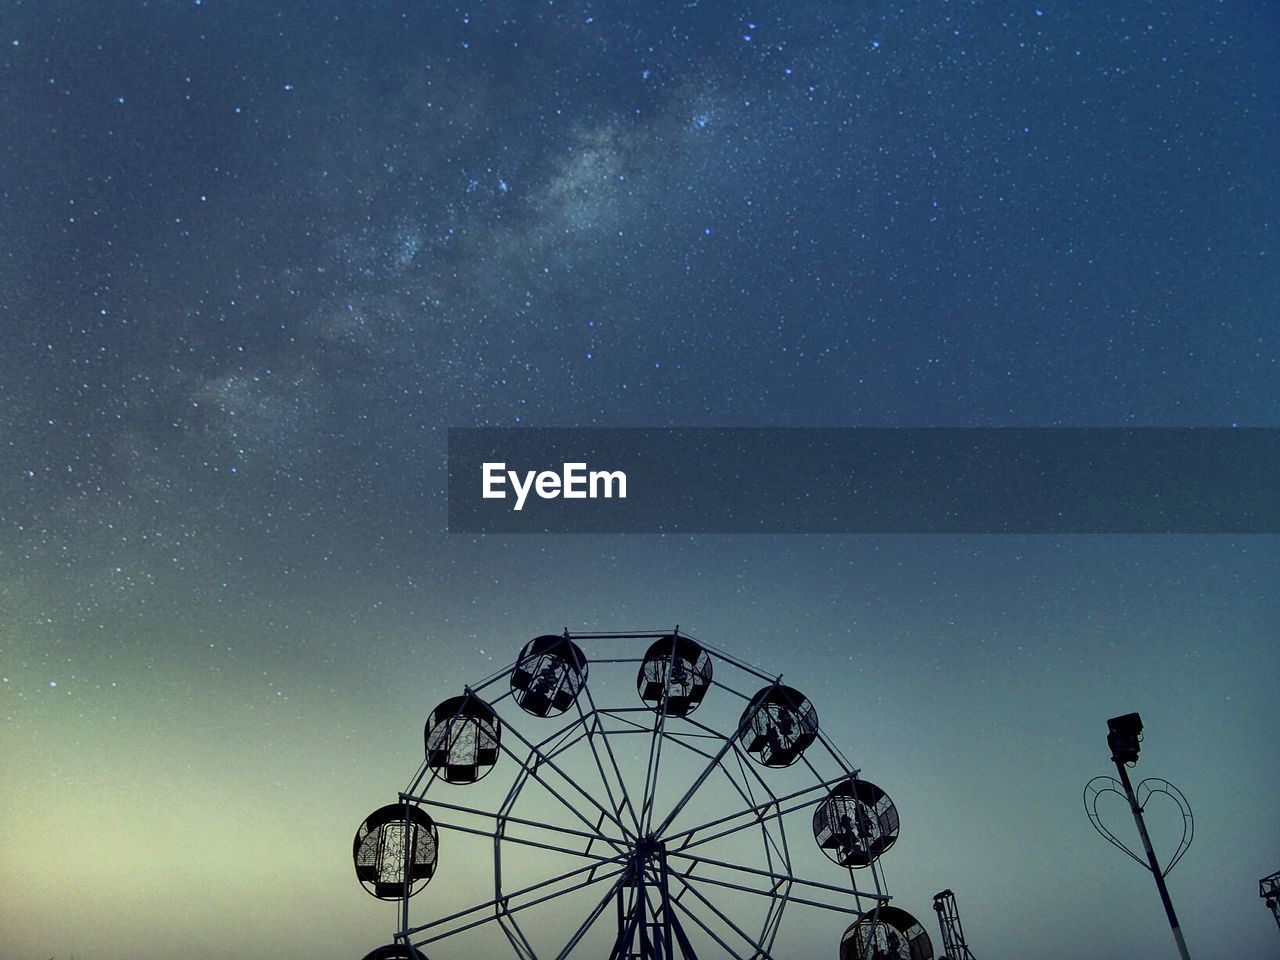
(1083, 776), (1194, 877)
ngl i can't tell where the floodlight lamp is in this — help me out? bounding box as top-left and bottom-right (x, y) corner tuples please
(1107, 712), (1143, 763)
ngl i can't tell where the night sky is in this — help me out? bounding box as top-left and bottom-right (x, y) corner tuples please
(2, 1), (1278, 958)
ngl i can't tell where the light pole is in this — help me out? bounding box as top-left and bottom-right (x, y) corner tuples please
(1084, 712), (1193, 960)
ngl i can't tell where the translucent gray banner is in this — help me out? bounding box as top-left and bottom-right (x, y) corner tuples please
(447, 428), (1280, 533)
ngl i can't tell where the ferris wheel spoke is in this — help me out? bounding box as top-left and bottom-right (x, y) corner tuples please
(494, 722), (634, 852)
(638, 699), (669, 835)
(669, 901), (742, 960)
(724, 741), (779, 851)
(760, 879), (790, 951)
(577, 687), (642, 838)
(536, 723), (598, 767)
(739, 869), (790, 952)
(667, 875), (774, 960)
(553, 867), (632, 960)
(638, 640), (690, 836)
(495, 908), (539, 960)
(668, 849), (888, 904)
(648, 725), (740, 838)
(404, 793), (626, 853)
(408, 854), (628, 944)
(522, 694), (615, 768)
(677, 709), (783, 809)
(651, 679), (784, 837)
(685, 869), (863, 915)
(687, 740), (791, 879)
(498, 716), (619, 846)
(427, 815), (622, 862)
(674, 795), (788, 857)
(664, 770), (851, 851)
(655, 716), (773, 814)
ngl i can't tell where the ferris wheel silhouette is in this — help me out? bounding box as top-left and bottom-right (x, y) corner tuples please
(352, 629), (931, 960)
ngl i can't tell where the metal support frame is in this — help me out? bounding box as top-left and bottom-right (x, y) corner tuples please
(932, 889), (975, 960)
(1261, 870), (1280, 936)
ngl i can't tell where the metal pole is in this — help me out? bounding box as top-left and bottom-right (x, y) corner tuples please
(659, 845), (674, 959)
(1112, 759), (1191, 960)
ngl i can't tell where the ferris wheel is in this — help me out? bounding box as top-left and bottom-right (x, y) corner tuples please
(352, 629), (930, 959)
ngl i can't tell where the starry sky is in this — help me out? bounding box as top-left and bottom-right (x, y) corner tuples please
(2, 1), (1278, 958)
